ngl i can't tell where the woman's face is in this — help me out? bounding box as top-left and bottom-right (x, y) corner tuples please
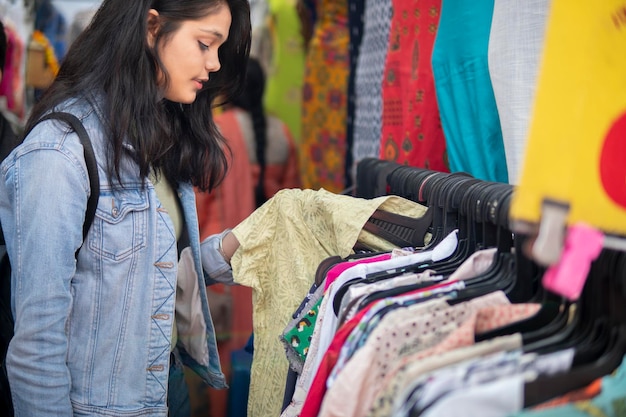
(151, 4), (232, 104)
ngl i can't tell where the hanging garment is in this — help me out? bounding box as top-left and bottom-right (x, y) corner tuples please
(344, 0), (365, 189)
(350, 0), (392, 180)
(394, 345), (573, 416)
(318, 291), (540, 417)
(379, 0), (449, 172)
(299, 0), (350, 192)
(344, 159), (626, 416)
(299, 286), (451, 417)
(487, 0), (550, 185)
(263, 0), (306, 143)
(510, 0), (626, 236)
(229, 188), (429, 417)
(431, 0), (508, 183)
(367, 334), (523, 417)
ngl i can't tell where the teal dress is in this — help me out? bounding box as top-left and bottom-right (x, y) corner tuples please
(431, 0), (508, 183)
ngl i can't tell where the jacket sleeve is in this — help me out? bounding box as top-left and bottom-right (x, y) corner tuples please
(200, 229), (235, 285)
(1, 144), (87, 416)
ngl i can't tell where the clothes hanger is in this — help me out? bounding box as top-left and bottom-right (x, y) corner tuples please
(416, 172), (469, 248)
(474, 234), (563, 342)
(335, 172), (473, 310)
(354, 157), (396, 198)
(410, 175), (484, 276)
(522, 250), (617, 360)
(522, 249), (626, 407)
(446, 183), (520, 304)
(358, 172), (477, 282)
(355, 165), (440, 252)
(470, 182), (578, 342)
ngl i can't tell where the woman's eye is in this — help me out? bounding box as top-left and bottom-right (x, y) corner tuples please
(198, 41), (209, 51)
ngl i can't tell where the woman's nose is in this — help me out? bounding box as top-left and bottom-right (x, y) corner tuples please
(206, 51), (221, 74)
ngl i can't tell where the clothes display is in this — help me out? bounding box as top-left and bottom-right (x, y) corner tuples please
(274, 159), (626, 417)
(2, 2), (624, 417)
(229, 188), (430, 417)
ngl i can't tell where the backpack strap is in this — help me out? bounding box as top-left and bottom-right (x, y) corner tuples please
(33, 112), (100, 255)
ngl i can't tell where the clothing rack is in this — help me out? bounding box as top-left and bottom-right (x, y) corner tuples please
(340, 157), (626, 412)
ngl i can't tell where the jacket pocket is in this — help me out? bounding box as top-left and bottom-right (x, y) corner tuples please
(88, 189), (149, 261)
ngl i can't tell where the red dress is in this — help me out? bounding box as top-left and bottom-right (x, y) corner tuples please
(379, 0), (448, 172)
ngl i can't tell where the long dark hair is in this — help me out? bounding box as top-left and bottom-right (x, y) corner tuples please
(25, 0), (251, 192)
(231, 57), (267, 207)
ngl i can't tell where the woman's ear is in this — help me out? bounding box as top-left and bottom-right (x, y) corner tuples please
(146, 9), (160, 47)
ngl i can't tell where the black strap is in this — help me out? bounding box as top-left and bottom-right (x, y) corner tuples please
(34, 112), (100, 254)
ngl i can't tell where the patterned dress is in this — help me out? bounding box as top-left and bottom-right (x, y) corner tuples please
(351, 0), (393, 179)
(344, 0), (365, 189)
(299, 0), (350, 192)
(379, 0), (448, 172)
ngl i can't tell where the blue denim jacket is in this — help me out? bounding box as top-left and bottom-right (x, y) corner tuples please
(0, 94), (231, 416)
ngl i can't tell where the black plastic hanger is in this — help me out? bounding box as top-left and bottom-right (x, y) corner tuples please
(447, 182), (519, 304)
(522, 249), (626, 407)
(523, 251), (617, 359)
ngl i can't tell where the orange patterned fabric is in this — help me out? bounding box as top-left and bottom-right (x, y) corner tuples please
(299, 0), (350, 193)
(379, 0), (448, 171)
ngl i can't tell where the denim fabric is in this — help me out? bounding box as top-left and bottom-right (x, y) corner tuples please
(0, 94), (228, 416)
(168, 352), (191, 417)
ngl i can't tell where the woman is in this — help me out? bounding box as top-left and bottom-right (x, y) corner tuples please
(0, 0), (249, 415)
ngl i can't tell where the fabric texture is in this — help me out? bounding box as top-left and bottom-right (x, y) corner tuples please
(431, 0), (508, 182)
(299, 0), (351, 192)
(351, 0), (392, 176)
(281, 295), (323, 370)
(176, 247), (209, 366)
(420, 374), (525, 417)
(365, 334), (523, 417)
(487, 0), (550, 184)
(318, 291), (526, 417)
(344, 0), (365, 189)
(379, 0), (448, 172)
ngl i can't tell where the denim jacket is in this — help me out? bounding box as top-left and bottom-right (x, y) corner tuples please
(0, 94), (231, 416)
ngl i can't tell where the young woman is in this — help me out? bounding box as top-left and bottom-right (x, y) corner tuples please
(0, 0), (249, 415)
